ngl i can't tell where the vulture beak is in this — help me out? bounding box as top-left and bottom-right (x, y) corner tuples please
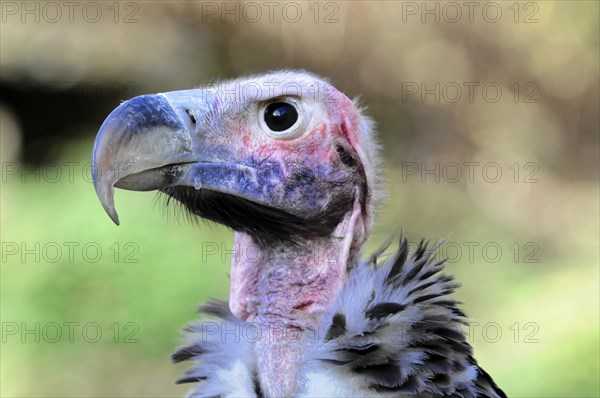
(92, 91), (210, 225)
(93, 84), (357, 245)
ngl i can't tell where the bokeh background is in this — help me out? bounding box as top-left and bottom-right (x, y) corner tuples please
(1, 1), (598, 396)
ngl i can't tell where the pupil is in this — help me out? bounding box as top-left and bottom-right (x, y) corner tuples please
(265, 102), (298, 132)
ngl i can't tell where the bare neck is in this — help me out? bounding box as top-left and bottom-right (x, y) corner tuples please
(229, 231), (359, 396)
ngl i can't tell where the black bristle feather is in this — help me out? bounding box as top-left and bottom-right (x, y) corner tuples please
(160, 186), (353, 247)
(386, 238), (409, 281)
(175, 375), (206, 385)
(366, 302), (407, 319)
(171, 345), (204, 363)
(325, 313), (347, 341)
(336, 344), (380, 356)
(407, 280), (437, 296)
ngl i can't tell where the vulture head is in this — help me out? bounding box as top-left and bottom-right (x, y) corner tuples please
(93, 71), (378, 318)
(92, 71), (504, 397)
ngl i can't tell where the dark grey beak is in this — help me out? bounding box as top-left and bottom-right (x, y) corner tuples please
(92, 92), (207, 224)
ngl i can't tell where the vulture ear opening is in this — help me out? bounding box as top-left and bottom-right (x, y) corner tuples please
(339, 107), (381, 239)
(335, 188), (369, 259)
(336, 145), (358, 169)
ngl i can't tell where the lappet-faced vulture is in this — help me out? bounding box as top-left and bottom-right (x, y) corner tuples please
(92, 71), (505, 398)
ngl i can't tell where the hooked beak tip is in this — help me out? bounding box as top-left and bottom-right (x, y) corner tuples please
(109, 210), (120, 226)
(94, 176), (120, 225)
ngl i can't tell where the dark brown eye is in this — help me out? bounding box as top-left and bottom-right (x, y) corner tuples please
(264, 102), (298, 132)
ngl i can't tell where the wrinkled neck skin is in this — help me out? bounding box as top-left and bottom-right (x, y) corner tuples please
(229, 200), (366, 397)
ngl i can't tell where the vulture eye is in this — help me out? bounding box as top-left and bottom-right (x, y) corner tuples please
(264, 102), (299, 132)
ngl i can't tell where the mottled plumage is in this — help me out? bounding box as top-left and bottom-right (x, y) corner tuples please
(172, 238), (505, 397)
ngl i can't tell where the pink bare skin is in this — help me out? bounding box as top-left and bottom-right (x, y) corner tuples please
(231, 210), (364, 396)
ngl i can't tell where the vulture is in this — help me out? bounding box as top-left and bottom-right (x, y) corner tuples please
(92, 71), (506, 397)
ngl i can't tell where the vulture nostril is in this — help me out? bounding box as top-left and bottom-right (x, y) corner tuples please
(336, 145), (357, 168)
(185, 109), (197, 125)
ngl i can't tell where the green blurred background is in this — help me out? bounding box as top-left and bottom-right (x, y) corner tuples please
(1, 1), (598, 396)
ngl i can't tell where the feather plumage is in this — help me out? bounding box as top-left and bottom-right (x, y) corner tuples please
(173, 238), (506, 398)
